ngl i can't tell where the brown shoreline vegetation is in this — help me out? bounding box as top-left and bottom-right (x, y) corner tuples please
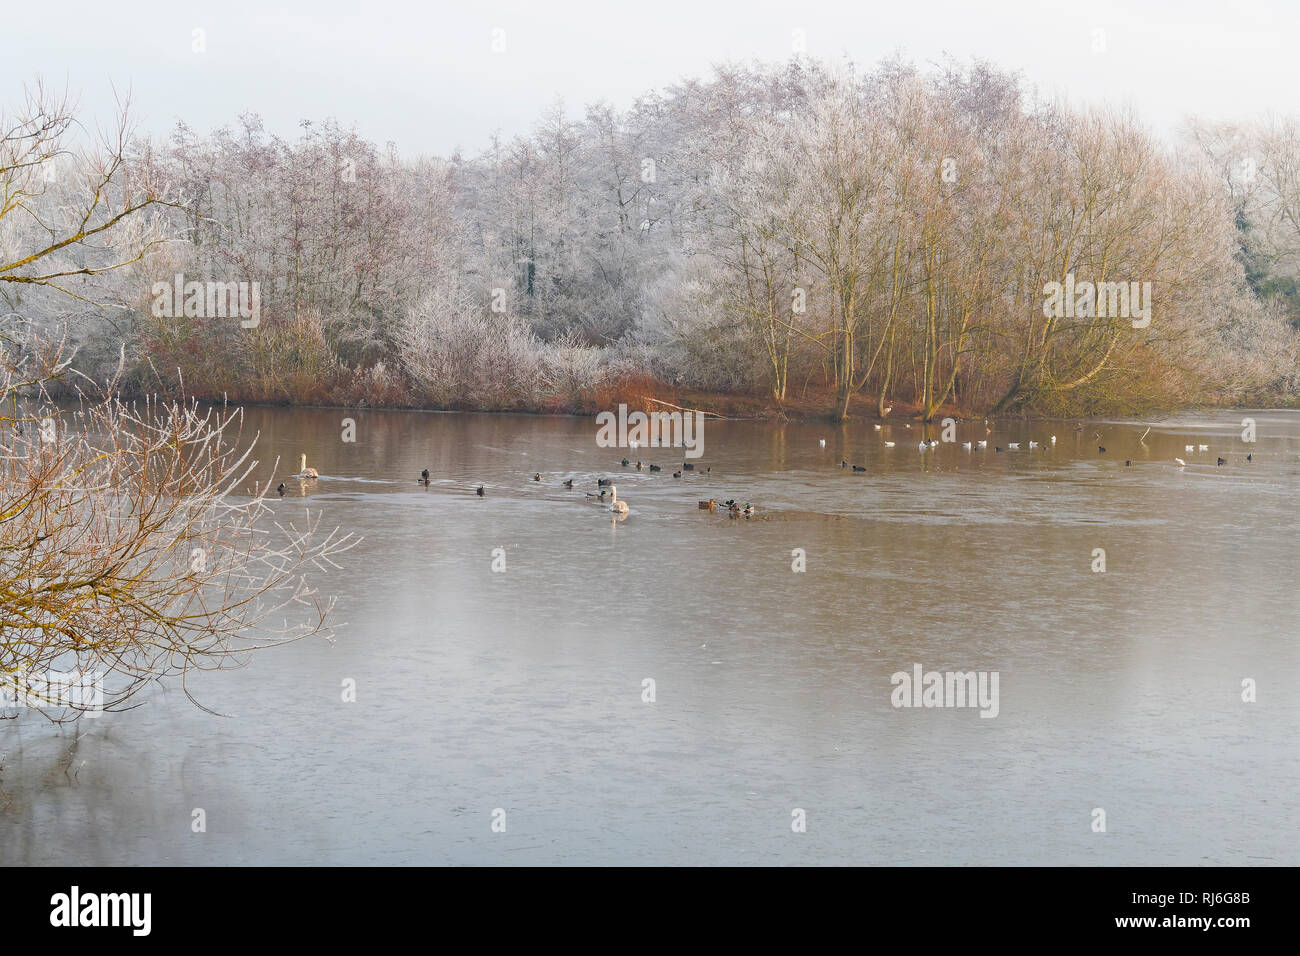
(215, 376), (986, 424)
(177, 371), (1284, 426)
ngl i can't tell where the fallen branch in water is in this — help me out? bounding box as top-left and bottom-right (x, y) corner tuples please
(646, 397), (733, 420)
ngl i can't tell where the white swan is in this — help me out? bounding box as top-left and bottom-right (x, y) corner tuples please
(819, 439), (826, 447)
(1008, 442), (1020, 449)
(1185, 444), (1195, 452)
(873, 424), (882, 431)
(1198, 444), (1209, 451)
(1174, 458), (1187, 468)
(884, 441), (896, 447)
(1050, 435), (1057, 444)
(962, 441), (972, 450)
(610, 485), (628, 514)
(977, 440), (988, 448)
(295, 453), (319, 479)
(918, 441), (928, 451)
(1028, 441), (1039, 449)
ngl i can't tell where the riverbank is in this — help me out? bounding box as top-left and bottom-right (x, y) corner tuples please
(118, 366), (1294, 425)
(152, 374), (986, 424)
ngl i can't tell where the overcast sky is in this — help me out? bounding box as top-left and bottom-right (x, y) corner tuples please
(3, 0), (1293, 157)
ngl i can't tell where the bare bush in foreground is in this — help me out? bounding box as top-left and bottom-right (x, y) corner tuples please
(0, 327), (358, 720)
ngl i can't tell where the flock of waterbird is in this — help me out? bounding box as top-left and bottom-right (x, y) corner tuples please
(453, 457), (749, 517)
(280, 450), (738, 515)
(838, 421), (1251, 472)
(275, 422), (1252, 511)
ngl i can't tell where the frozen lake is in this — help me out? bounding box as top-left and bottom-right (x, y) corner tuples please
(3, 407), (1297, 864)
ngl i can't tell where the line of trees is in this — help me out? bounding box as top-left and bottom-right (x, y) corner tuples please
(5, 58), (1298, 420)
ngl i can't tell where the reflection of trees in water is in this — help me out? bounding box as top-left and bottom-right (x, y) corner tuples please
(0, 715), (325, 865)
(1, 726), (148, 865)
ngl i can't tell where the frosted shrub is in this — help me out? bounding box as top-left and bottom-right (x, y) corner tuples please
(543, 330), (610, 399)
(639, 275), (768, 392)
(331, 360), (402, 406)
(400, 285), (545, 409)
